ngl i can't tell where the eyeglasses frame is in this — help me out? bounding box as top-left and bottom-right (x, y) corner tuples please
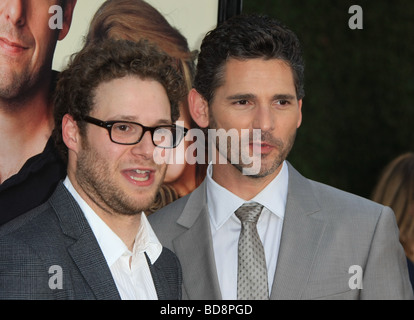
(82, 115), (188, 149)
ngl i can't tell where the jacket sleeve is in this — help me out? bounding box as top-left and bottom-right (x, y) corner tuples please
(361, 206), (414, 299)
(0, 236), (56, 300)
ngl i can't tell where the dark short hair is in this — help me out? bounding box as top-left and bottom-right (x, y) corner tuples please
(194, 14), (305, 104)
(53, 39), (186, 161)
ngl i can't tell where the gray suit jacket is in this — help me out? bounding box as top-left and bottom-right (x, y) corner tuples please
(149, 162), (414, 300)
(0, 182), (182, 300)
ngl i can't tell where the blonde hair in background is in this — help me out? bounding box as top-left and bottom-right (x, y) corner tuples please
(371, 152), (414, 261)
(52, 0), (218, 71)
(84, 0), (197, 92)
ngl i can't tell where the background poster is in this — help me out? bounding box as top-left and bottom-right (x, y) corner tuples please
(54, 0), (414, 200)
(53, 0), (219, 71)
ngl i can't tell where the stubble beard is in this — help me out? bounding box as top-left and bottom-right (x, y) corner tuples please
(235, 130), (296, 179)
(75, 141), (161, 216)
(209, 113), (296, 179)
(0, 67), (33, 108)
(0, 24), (53, 108)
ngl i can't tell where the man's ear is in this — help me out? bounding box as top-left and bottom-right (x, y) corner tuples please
(62, 114), (80, 153)
(188, 88), (209, 128)
(58, 0), (77, 41)
(297, 99), (303, 128)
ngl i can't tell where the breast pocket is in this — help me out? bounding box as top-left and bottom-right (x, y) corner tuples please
(301, 274), (361, 300)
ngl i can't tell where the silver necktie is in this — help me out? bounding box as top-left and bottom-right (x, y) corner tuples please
(235, 202), (269, 300)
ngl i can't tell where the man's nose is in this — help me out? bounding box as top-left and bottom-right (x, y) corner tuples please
(1, 0), (26, 27)
(130, 131), (156, 160)
(252, 105), (275, 132)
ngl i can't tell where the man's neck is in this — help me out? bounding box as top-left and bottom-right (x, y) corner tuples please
(66, 173), (141, 251)
(102, 213), (141, 252)
(0, 90), (54, 184)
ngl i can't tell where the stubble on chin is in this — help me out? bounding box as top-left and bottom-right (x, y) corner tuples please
(75, 145), (164, 217)
(226, 130), (297, 179)
(0, 68), (31, 106)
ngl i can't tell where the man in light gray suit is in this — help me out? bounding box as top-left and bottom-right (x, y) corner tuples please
(148, 14), (414, 299)
(0, 39), (188, 299)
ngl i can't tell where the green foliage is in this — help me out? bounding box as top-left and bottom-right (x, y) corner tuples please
(243, 0), (414, 198)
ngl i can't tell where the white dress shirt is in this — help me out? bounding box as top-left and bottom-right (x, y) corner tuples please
(206, 161), (288, 300)
(63, 177), (163, 300)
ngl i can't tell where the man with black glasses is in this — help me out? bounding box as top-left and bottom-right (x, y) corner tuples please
(0, 39), (186, 300)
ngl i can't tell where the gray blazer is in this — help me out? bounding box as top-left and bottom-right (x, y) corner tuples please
(149, 162), (414, 300)
(0, 182), (182, 300)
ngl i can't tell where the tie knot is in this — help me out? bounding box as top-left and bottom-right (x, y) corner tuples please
(235, 202), (263, 224)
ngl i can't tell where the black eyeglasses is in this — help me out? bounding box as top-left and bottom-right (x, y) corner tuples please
(83, 116), (188, 149)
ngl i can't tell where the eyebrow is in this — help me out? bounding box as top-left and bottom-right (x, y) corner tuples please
(155, 119), (173, 126)
(272, 94), (297, 101)
(109, 115), (172, 125)
(226, 93), (256, 101)
(226, 93), (297, 101)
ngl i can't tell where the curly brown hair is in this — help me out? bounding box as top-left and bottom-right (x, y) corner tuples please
(52, 38), (186, 162)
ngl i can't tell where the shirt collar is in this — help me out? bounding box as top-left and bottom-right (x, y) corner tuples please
(63, 177), (162, 267)
(133, 211), (163, 264)
(206, 161), (288, 230)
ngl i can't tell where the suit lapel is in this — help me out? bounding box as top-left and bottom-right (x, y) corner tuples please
(67, 231), (121, 300)
(145, 252), (166, 300)
(49, 183), (121, 300)
(270, 163), (326, 299)
(172, 181), (222, 300)
(145, 250), (181, 300)
(170, 163), (326, 300)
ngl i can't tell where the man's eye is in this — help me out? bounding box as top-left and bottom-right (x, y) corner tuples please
(114, 124), (131, 132)
(277, 100), (290, 106)
(236, 100), (249, 105)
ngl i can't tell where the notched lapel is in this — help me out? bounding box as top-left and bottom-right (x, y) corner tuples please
(173, 183), (222, 300)
(68, 229), (121, 300)
(50, 183), (120, 300)
(270, 163), (326, 299)
(173, 208), (222, 300)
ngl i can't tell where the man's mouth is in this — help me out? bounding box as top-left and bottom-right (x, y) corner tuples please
(250, 141), (275, 153)
(0, 37), (28, 54)
(128, 169), (151, 182)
